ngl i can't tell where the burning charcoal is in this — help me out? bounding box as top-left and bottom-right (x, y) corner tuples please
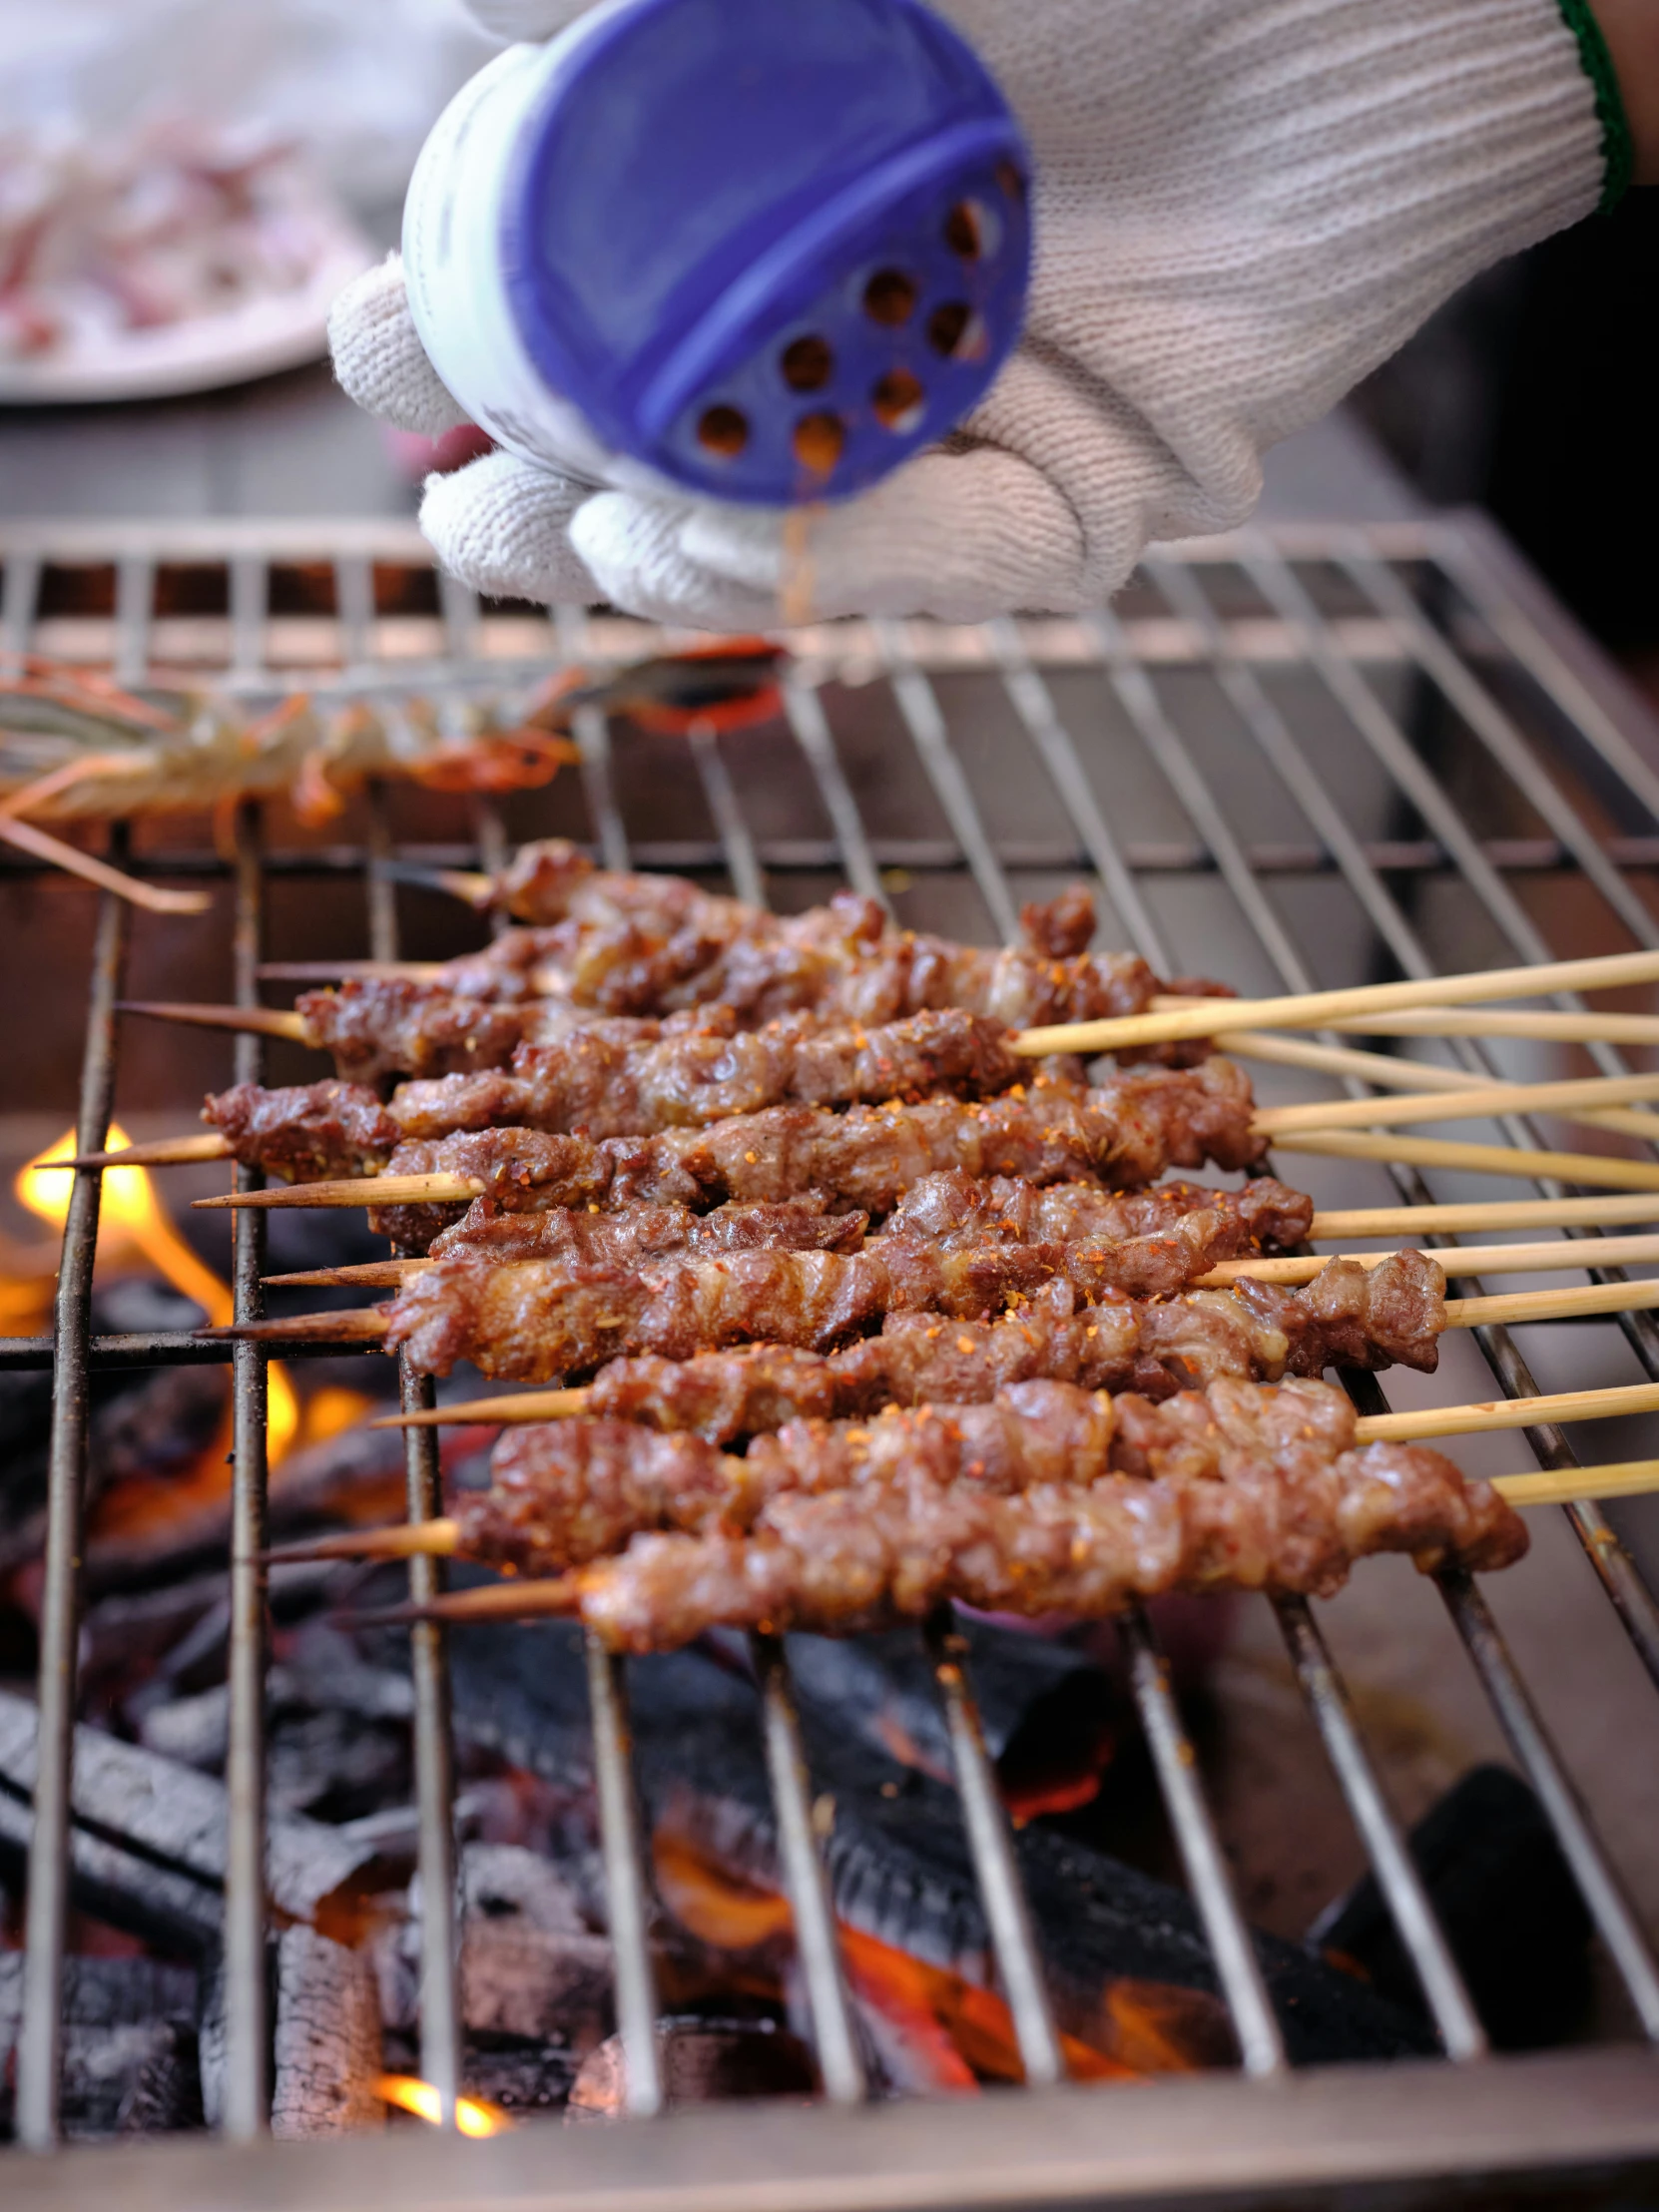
(80, 1569), (235, 1717)
(442, 1625), (1433, 2068)
(138, 1683), (231, 1771)
(1, 1955), (201, 2141)
(271, 1926), (385, 2139)
(784, 1618), (1117, 1822)
(1311, 1764), (1594, 2051)
(380, 1843), (611, 2054)
(269, 1707), (411, 1824)
(0, 1288), (229, 1583)
(566, 2016), (816, 2119)
(463, 1841), (589, 1935)
(460, 2038), (582, 2117)
(0, 1688), (385, 1952)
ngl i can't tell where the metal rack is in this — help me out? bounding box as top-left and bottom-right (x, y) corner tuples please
(4, 511), (1659, 2204)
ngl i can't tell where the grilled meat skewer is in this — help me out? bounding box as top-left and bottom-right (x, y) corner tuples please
(418, 1171), (1310, 1293)
(200, 1059), (1267, 1245)
(378, 1244), (1443, 1383)
(453, 1375), (1526, 1583)
(293, 852), (1232, 1050)
(348, 1377), (1523, 1648)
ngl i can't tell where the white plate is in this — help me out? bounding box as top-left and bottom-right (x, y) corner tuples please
(0, 219), (376, 405)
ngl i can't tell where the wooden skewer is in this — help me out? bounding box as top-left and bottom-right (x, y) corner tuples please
(258, 959), (450, 982)
(1310, 1196), (1659, 1236)
(372, 1381), (1659, 1443)
(1257, 1068), (1659, 1137)
(198, 1122), (1659, 1215)
(118, 1000), (310, 1043)
(348, 1457), (1659, 1624)
(271, 1401), (1659, 1563)
(264, 1260), (427, 1288)
(36, 1131), (233, 1171)
(1494, 1461), (1659, 1507)
(1199, 1234), (1659, 1287)
(268, 1519), (461, 1564)
(209, 1274), (1659, 1351)
(198, 1308), (391, 1345)
(1355, 1382), (1659, 1443)
(195, 1173), (481, 1212)
(347, 1581), (584, 1627)
(264, 1234), (1659, 1295)
(370, 1387), (588, 1429)
(1168, 1003), (1659, 1047)
(0, 813), (213, 915)
(1217, 1031), (1659, 1142)
(1444, 1280), (1659, 1328)
(1013, 947), (1659, 1058)
(1275, 1130), (1659, 1193)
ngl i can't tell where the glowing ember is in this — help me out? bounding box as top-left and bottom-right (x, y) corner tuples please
(18, 1124), (302, 1458)
(374, 2073), (511, 2136)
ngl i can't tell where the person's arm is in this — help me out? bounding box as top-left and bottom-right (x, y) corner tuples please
(1591, 0), (1659, 184)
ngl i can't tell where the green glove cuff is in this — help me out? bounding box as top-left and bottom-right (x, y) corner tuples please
(1556, 0), (1634, 211)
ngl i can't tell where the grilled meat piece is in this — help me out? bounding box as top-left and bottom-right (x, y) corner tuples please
(878, 1169), (1312, 1276)
(379, 844), (1229, 1055)
(205, 1059), (1263, 1214)
(384, 1049), (1262, 1173)
(382, 1241), (1443, 1384)
(460, 1376), (1523, 1599)
(426, 1195), (868, 1269)
(466, 1378), (1522, 1649)
(204, 1080), (401, 1183)
(379, 1006), (1025, 1141)
(290, 982), (738, 1086)
(577, 1255), (1438, 1436)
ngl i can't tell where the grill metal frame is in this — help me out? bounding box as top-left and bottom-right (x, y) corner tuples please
(4, 508), (1659, 2201)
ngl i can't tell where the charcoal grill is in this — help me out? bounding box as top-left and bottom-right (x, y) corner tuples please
(3, 508), (1659, 2206)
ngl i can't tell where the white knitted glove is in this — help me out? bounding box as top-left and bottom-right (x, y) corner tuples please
(331, 0), (1617, 624)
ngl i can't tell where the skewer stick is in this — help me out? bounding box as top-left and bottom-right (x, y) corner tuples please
(117, 1000), (310, 1043)
(264, 1260), (427, 1288)
(1310, 1196), (1659, 1236)
(267, 1519), (460, 1564)
(1257, 1068), (1659, 1137)
(1355, 1382), (1659, 1444)
(258, 960), (448, 982)
(35, 1131), (232, 1171)
(1014, 947), (1659, 1057)
(0, 813), (213, 915)
(1200, 1234), (1659, 1287)
(348, 1462), (1659, 1629)
(274, 1397), (1659, 1566)
(195, 1126), (1659, 1213)
(1276, 1130), (1659, 1193)
(370, 1387), (589, 1429)
(195, 1173), (481, 1212)
(207, 1274), (1659, 1352)
(346, 1580), (585, 1628)
(1445, 1280), (1659, 1328)
(273, 1235), (1659, 1296)
(198, 1308), (391, 1344)
(370, 1376), (1659, 1439)
(1494, 1461), (1659, 1507)
(1161, 1002), (1659, 1047)
(375, 863), (497, 908)
(1217, 1031), (1659, 1141)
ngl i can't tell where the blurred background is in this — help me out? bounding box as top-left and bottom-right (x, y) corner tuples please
(1, 0), (1653, 726)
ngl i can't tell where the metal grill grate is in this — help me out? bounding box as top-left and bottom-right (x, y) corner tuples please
(4, 510), (1659, 2204)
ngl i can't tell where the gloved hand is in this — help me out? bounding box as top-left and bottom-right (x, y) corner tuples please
(330, 0), (1619, 626)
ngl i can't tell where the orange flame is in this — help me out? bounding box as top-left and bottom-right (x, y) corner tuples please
(374, 2074), (511, 2136)
(651, 1828), (1147, 2087)
(17, 1126), (300, 1460)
